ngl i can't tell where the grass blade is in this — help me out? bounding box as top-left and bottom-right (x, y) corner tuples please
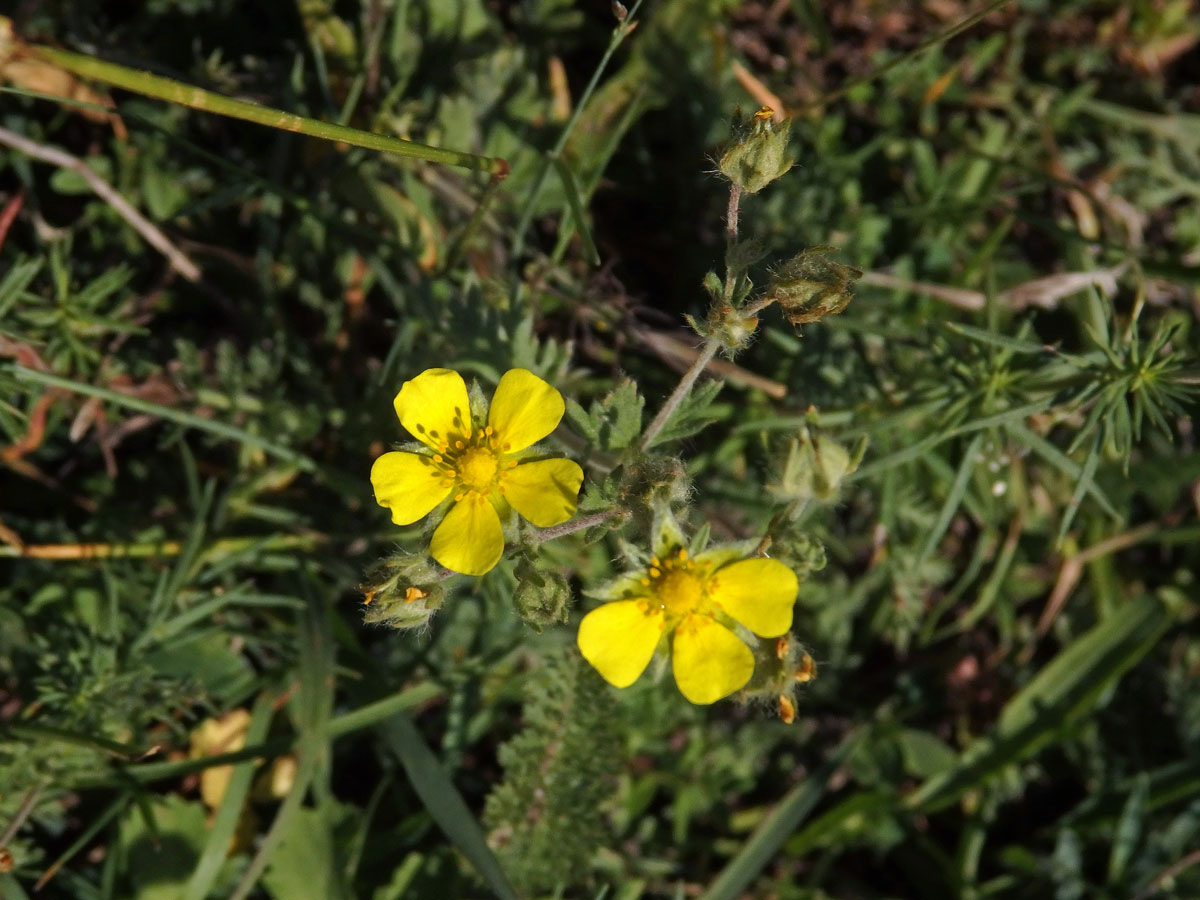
(376, 712), (518, 900)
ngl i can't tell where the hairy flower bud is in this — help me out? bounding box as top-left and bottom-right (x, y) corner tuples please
(361, 553), (446, 630)
(718, 107), (794, 194)
(739, 634), (818, 719)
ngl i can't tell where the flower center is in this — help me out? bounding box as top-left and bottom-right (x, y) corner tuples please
(457, 447), (498, 490)
(644, 549), (713, 621)
(427, 425), (517, 500)
(655, 569), (703, 616)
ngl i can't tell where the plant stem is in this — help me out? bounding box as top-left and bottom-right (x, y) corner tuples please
(640, 182), (748, 452)
(533, 507), (627, 543)
(722, 183), (744, 299)
(29, 44), (507, 175)
(638, 340), (721, 451)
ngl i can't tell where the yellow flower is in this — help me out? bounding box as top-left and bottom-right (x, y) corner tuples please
(371, 368), (584, 576)
(577, 540), (798, 704)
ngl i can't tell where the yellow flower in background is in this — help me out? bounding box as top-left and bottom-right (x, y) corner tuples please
(371, 368), (583, 576)
(577, 542), (798, 704)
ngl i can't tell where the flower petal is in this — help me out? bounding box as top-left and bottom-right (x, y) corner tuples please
(671, 615), (754, 705)
(394, 368), (472, 449)
(370, 451), (452, 525)
(577, 600), (664, 688)
(501, 458), (583, 527)
(488, 368), (565, 452)
(430, 497), (504, 575)
(707, 558), (798, 637)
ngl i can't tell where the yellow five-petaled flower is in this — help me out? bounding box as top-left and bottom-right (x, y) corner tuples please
(577, 544), (798, 704)
(371, 368), (584, 576)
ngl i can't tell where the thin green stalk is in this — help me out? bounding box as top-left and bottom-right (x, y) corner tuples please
(510, 0), (645, 258)
(28, 44), (506, 175)
(443, 166), (511, 272)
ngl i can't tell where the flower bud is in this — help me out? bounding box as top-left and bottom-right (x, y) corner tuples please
(768, 427), (861, 504)
(739, 634), (818, 719)
(766, 247), (861, 327)
(718, 108), (794, 194)
(361, 553), (446, 630)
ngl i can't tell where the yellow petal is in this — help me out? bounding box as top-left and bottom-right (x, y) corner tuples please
(393, 368), (472, 449)
(488, 368), (565, 452)
(502, 458), (583, 527)
(671, 614), (754, 704)
(707, 558), (798, 637)
(577, 600), (664, 688)
(430, 496), (504, 575)
(370, 452), (452, 525)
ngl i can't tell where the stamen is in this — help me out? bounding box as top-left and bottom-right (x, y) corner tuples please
(454, 492), (465, 501)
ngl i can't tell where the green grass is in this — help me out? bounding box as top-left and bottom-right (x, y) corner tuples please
(2, 1), (1199, 898)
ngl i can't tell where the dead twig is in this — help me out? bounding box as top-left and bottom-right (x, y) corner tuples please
(0, 125), (200, 281)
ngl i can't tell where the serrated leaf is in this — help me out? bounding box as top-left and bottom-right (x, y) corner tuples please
(598, 379), (643, 451)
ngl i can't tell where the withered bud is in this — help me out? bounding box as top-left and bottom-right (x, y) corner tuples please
(766, 247), (861, 327)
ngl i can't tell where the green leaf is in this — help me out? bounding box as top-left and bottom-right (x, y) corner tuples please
(598, 378), (644, 451)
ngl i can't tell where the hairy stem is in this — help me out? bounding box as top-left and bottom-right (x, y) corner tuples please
(533, 507), (627, 543)
(640, 182), (747, 452)
(637, 340), (721, 451)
